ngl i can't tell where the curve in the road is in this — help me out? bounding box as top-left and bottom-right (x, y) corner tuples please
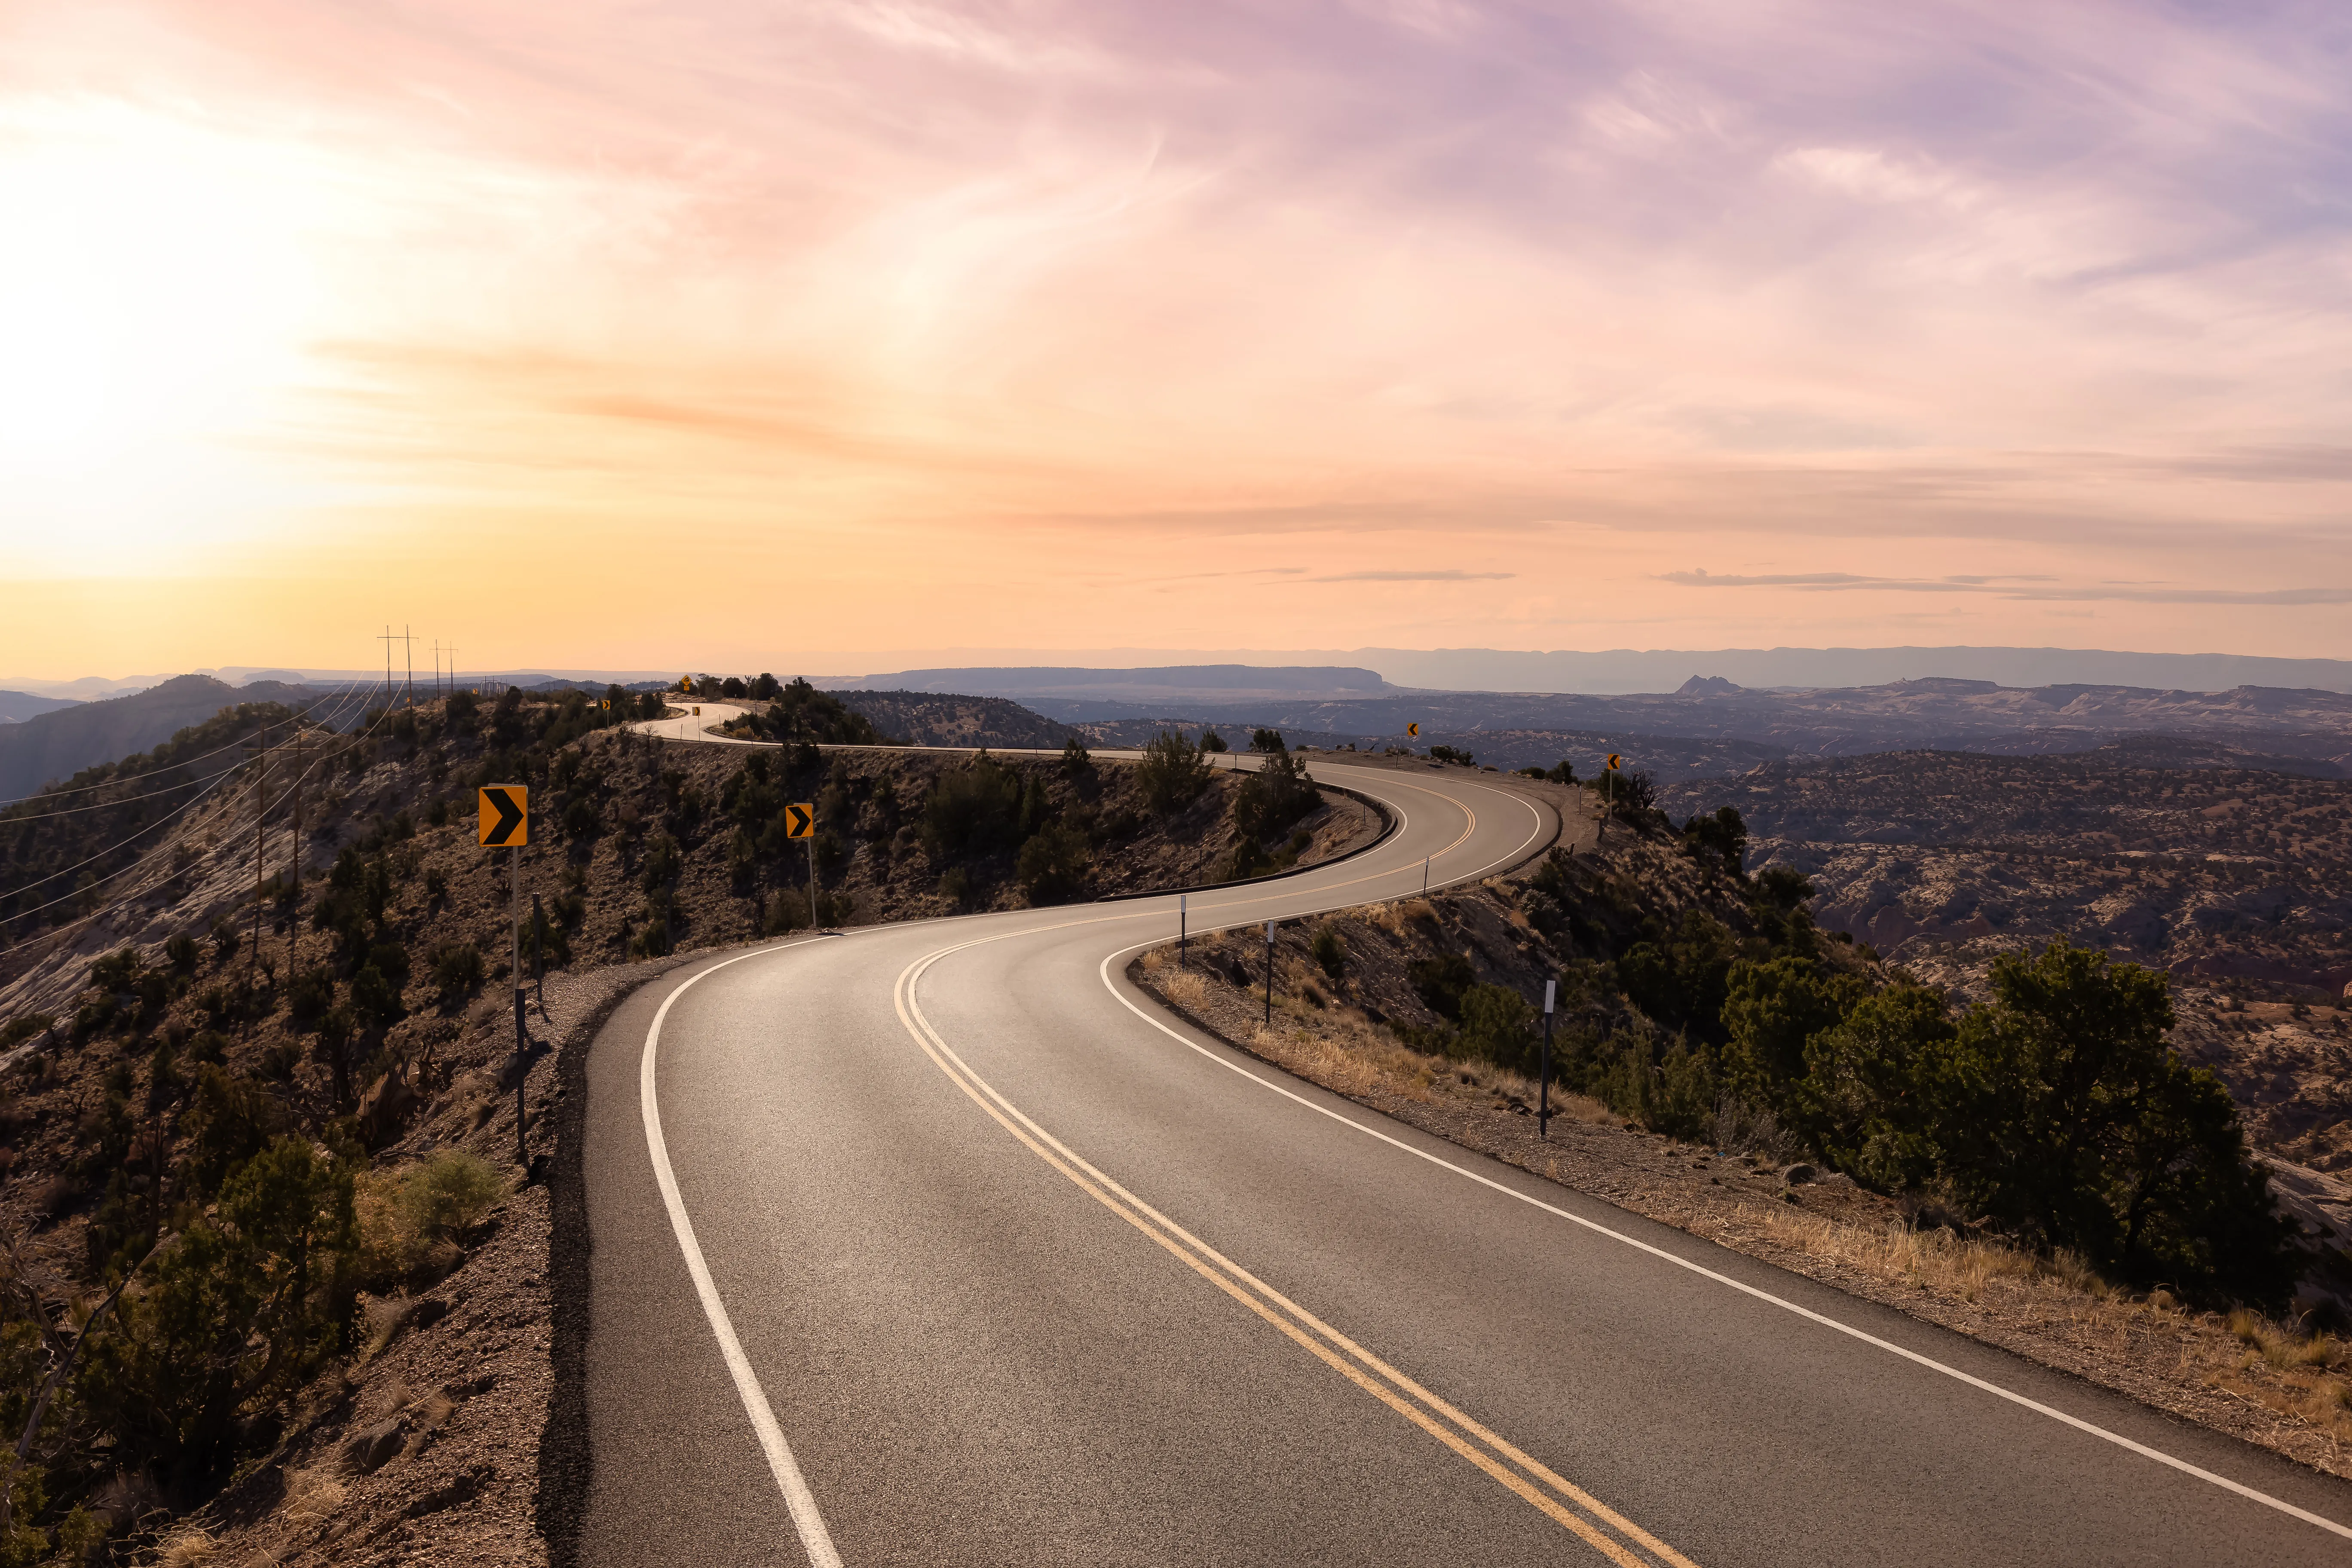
(575, 719), (2352, 1567)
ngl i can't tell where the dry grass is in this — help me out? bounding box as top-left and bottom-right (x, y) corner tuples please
(1758, 1207), (2040, 1304)
(157, 1529), (218, 1567)
(1148, 938), (1619, 1128)
(1758, 1207), (2352, 1448)
(1160, 970), (1208, 1010)
(1250, 1023), (1435, 1103)
(278, 1466), (345, 1532)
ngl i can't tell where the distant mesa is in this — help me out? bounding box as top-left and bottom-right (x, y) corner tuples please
(827, 665), (1401, 723)
(1675, 675), (1744, 697)
(237, 669), (309, 686)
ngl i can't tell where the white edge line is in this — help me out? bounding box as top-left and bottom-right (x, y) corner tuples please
(1093, 941), (2352, 1541)
(642, 946), (846, 1568)
(622, 766), (1543, 1564)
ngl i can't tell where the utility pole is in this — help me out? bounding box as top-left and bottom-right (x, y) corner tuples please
(378, 624), (396, 711)
(246, 734), (266, 992)
(403, 624), (416, 708)
(287, 725), (303, 976)
(1539, 979), (1556, 1139)
(446, 643), (458, 700)
(1263, 920), (1275, 1029)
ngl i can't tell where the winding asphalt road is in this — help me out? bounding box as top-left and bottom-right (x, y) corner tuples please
(567, 732), (2352, 1565)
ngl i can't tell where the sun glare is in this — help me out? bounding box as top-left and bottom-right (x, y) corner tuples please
(0, 101), (320, 568)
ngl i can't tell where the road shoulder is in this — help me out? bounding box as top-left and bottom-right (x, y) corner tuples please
(1125, 920), (2352, 1487)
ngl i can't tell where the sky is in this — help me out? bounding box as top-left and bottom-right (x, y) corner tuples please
(3, 0), (2349, 680)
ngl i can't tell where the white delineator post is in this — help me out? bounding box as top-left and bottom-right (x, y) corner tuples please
(1263, 920), (1275, 1028)
(1540, 979), (1556, 1139)
(513, 843), (526, 1168)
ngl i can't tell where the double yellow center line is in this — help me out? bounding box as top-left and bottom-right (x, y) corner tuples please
(893, 937), (1702, 1568)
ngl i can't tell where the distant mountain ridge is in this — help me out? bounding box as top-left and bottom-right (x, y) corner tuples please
(821, 665), (1398, 718)
(0, 675), (347, 802)
(0, 692), (81, 726)
(1029, 676), (2352, 774)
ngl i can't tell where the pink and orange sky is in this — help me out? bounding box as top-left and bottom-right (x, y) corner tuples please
(3, 0), (2349, 680)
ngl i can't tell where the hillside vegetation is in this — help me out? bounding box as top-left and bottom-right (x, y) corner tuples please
(1162, 778), (2306, 1307)
(0, 693), (1381, 1559)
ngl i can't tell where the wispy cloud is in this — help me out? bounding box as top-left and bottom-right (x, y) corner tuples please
(6, 1), (2352, 672)
(1308, 570), (1517, 583)
(1663, 569), (2352, 605)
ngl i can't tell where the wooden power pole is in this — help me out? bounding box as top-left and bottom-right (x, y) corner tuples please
(247, 735), (266, 991)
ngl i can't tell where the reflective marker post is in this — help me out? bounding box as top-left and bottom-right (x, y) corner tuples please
(1539, 979), (1556, 1139)
(1179, 893), (1187, 970)
(1264, 920), (1275, 1029)
(512, 845), (525, 1168)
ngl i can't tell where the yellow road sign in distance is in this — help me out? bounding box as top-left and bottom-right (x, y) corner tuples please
(785, 802), (815, 839)
(692, 706), (701, 716)
(478, 784), (528, 847)
(1406, 722), (1420, 738)
(1605, 753), (1622, 771)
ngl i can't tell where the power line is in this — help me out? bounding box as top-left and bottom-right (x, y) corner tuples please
(0, 756), (255, 903)
(0, 763), (248, 822)
(0, 680), (373, 893)
(0, 680), (394, 932)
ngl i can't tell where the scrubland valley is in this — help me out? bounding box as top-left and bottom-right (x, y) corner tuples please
(1659, 748), (2352, 1178)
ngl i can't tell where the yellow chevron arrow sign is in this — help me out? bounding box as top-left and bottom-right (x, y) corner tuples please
(478, 784), (528, 847)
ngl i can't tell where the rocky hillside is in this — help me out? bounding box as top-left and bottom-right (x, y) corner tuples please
(830, 689), (1076, 750)
(0, 690), (1380, 1560)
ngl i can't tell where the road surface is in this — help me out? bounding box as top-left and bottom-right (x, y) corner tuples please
(564, 732), (2352, 1565)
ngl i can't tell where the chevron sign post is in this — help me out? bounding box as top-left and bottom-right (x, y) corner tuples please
(479, 784), (530, 1167)
(787, 801), (817, 930)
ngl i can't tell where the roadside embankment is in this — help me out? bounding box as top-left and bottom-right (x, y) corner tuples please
(1127, 859), (2352, 1485)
